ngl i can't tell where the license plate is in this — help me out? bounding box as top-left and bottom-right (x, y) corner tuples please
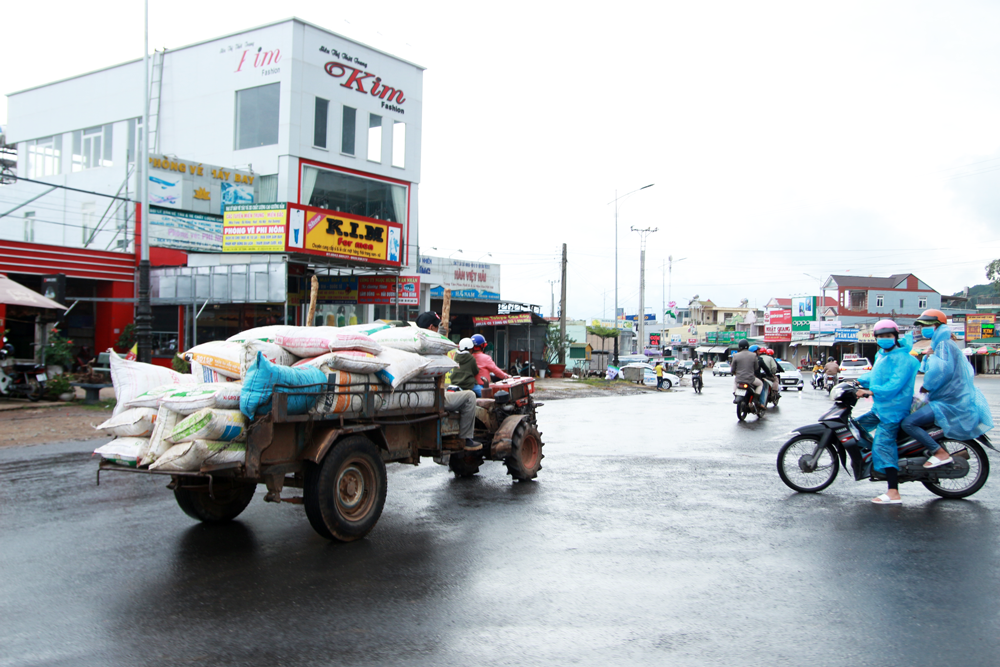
(734, 389), (746, 396)
(36, 373), (47, 382)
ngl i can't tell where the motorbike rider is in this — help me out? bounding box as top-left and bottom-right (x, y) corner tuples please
(901, 309), (994, 468)
(731, 340), (766, 407)
(415, 312), (482, 451)
(470, 333), (509, 390)
(692, 357), (704, 372)
(759, 347), (781, 395)
(823, 356), (840, 385)
(853, 320), (920, 504)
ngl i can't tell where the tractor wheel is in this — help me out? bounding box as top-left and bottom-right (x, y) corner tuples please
(505, 421), (543, 481)
(304, 435), (387, 542)
(174, 480), (257, 523)
(448, 451), (484, 478)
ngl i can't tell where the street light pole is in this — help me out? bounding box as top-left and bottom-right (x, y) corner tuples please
(632, 226), (658, 357)
(668, 255), (686, 321)
(609, 183), (653, 365)
(136, 0), (153, 363)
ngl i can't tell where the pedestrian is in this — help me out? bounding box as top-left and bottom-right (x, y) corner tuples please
(655, 361), (664, 390)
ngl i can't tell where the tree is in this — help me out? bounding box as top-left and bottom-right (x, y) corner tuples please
(987, 260), (1000, 293)
(587, 325), (619, 363)
(544, 323), (576, 364)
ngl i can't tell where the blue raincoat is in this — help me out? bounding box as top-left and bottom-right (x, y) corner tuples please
(920, 324), (994, 440)
(857, 333), (919, 471)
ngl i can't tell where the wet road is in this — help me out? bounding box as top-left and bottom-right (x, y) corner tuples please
(4, 375), (1000, 666)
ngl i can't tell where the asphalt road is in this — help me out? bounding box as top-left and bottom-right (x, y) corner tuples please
(4, 374), (1000, 667)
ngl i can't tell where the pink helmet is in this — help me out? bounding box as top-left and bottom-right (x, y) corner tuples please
(873, 319), (899, 337)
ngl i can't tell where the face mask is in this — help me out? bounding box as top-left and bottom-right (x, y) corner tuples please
(877, 338), (896, 350)
(922, 327), (936, 340)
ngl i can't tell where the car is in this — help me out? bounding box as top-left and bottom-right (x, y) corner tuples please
(713, 361), (732, 376)
(838, 355), (872, 380)
(776, 360), (804, 391)
(621, 362), (681, 389)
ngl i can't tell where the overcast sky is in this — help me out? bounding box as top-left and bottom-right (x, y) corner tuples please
(4, 1), (1000, 321)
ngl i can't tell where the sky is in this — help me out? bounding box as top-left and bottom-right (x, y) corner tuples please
(4, 0), (1000, 321)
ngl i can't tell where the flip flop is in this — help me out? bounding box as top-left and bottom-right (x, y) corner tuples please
(872, 493), (902, 505)
(923, 456), (954, 469)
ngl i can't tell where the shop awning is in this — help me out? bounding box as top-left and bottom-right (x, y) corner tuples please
(790, 340), (835, 347)
(0, 274), (66, 310)
(695, 346), (712, 353)
(709, 346), (730, 353)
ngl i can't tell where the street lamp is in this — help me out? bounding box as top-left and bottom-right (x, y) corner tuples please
(608, 183), (654, 365)
(476, 252), (492, 260)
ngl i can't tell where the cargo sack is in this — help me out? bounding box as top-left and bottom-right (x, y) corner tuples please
(109, 350), (197, 416)
(275, 326), (382, 357)
(419, 354), (459, 378)
(95, 407), (158, 437)
(371, 327), (457, 355)
(93, 437), (148, 468)
(239, 340), (298, 379)
(240, 351), (325, 418)
(159, 383), (243, 414)
(139, 405), (182, 467)
(294, 350), (389, 375)
(227, 325), (290, 344)
(170, 408), (247, 444)
(337, 321), (392, 336)
(125, 384), (185, 409)
(190, 359), (230, 383)
(203, 440), (247, 466)
(183, 341), (243, 379)
(149, 441), (211, 472)
(374, 347), (429, 389)
(310, 371), (380, 415)
(383, 380), (438, 411)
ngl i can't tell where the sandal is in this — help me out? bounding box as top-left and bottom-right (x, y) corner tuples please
(872, 493), (902, 505)
(923, 455), (954, 469)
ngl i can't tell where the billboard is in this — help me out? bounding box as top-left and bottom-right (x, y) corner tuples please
(291, 203), (403, 267)
(419, 256), (500, 301)
(147, 156), (257, 215)
(314, 275), (419, 305)
(792, 296), (817, 332)
(149, 206), (223, 252)
(222, 203), (287, 252)
(765, 308), (792, 342)
(966, 314), (996, 342)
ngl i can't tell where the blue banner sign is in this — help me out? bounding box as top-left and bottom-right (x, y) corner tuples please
(835, 328), (858, 342)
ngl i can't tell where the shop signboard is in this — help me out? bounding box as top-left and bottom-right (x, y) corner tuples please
(835, 328), (858, 342)
(765, 308), (792, 342)
(671, 334), (682, 343)
(472, 313), (533, 326)
(967, 314), (995, 341)
(625, 314), (656, 322)
(222, 203), (287, 252)
(147, 155), (257, 215)
(688, 338), (698, 345)
(949, 317), (966, 341)
(290, 203), (403, 267)
(717, 332), (732, 343)
(649, 333), (661, 346)
(358, 276), (420, 306)
(316, 276), (359, 304)
(149, 206), (223, 252)
(809, 320), (841, 333)
(706, 331), (718, 343)
(792, 296), (817, 332)
(419, 256), (500, 301)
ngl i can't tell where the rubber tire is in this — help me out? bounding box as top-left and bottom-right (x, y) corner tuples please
(776, 436), (840, 493)
(736, 401), (748, 422)
(449, 451), (484, 478)
(662, 379), (672, 390)
(27, 379), (43, 402)
(922, 440), (990, 499)
(771, 391), (780, 406)
(174, 481), (257, 523)
(304, 434), (387, 541)
(505, 421), (544, 481)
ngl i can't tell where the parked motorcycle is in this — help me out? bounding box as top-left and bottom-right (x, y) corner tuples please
(734, 380), (765, 421)
(0, 338), (47, 402)
(776, 382), (994, 498)
(691, 368), (703, 394)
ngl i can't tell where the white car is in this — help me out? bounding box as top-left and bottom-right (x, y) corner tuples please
(713, 361), (732, 376)
(621, 362), (681, 390)
(838, 356), (872, 380)
(776, 360), (804, 391)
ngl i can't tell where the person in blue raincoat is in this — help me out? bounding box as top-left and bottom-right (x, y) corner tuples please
(855, 320), (919, 504)
(901, 309), (994, 467)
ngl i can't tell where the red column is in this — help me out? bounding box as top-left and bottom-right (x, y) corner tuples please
(95, 281), (136, 353)
(0, 303), (6, 339)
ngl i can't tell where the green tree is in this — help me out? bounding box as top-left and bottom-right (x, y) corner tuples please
(587, 325), (620, 363)
(987, 260), (1000, 293)
(544, 323), (576, 364)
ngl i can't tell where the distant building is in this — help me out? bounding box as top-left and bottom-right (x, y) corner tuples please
(822, 274), (940, 327)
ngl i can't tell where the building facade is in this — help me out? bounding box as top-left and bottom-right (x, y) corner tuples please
(822, 274), (940, 327)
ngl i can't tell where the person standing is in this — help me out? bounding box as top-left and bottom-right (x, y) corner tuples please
(655, 361), (664, 390)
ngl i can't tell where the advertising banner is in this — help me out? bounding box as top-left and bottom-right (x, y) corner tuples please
(966, 314), (995, 342)
(472, 313), (533, 326)
(835, 328), (859, 342)
(292, 203), (402, 267)
(626, 314), (657, 322)
(948, 317), (966, 341)
(649, 333), (661, 346)
(765, 308), (792, 342)
(223, 203), (287, 252)
(707, 331), (718, 343)
(147, 155), (256, 215)
(809, 320), (842, 333)
(688, 338), (698, 345)
(149, 206), (223, 252)
(419, 256), (500, 301)
(792, 296), (817, 332)
(358, 276), (420, 306)
(316, 276), (359, 304)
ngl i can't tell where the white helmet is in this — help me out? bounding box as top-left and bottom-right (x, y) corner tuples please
(458, 337), (475, 351)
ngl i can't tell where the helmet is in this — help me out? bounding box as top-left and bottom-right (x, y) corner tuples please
(828, 356), (835, 363)
(471, 334), (487, 348)
(415, 311), (441, 329)
(738, 339), (749, 350)
(914, 309), (947, 327)
(458, 337), (475, 351)
(748, 345), (760, 353)
(766, 348), (774, 356)
(873, 319), (900, 337)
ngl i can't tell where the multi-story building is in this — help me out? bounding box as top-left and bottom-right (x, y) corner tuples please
(822, 274), (940, 327)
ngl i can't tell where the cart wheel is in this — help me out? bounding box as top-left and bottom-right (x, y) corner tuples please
(505, 421), (544, 481)
(174, 480), (257, 523)
(448, 451), (484, 478)
(304, 434), (387, 542)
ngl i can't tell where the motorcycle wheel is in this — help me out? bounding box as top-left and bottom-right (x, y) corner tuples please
(777, 435), (840, 493)
(27, 378), (43, 402)
(771, 391), (780, 406)
(922, 439), (990, 499)
(736, 401), (748, 422)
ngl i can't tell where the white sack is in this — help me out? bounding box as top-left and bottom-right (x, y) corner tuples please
(170, 408), (247, 443)
(93, 437), (148, 467)
(149, 441), (211, 472)
(227, 325), (290, 344)
(203, 440), (247, 466)
(109, 350), (196, 416)
(374, 347), (429, 389)
(310, 371), (379, 415)
(183, 341), (243, 379)
(239, 340), (298, 378)
(159, 383), (243, 414)
(275, 326), (382, 357)
(95, 407), (158, 437)
(295, 350), (389, 374)
(419, 355), (459, 378)
(139, 406), (182, 467)
(371, 327), (457, 355)
(190, 359), (230, 383)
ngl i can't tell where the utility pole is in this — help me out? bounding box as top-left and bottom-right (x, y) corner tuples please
(559, 243), (567, 365)
(547, 279), (558, 318)
(136, 0), (153, 363)
(668, 255), (687, 324)
(631, 227), (658, 356)
(609, 183), (654, 366)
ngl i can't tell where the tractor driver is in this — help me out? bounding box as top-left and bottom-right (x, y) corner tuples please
(415, 312), (481, 451)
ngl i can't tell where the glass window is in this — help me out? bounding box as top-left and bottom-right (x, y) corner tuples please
(81, 202), (95, 245)
(235, 83), (280, 149)
(918, 297), (927, 308)
(392, 121), (405, 168)
(258, 174), (278, 203)
(71, 125), (112, 171)
(314, 97), (329, 148)
(875, 294), (883, 307)
(27, 136), (61, 177)
(23, 212), (35, 243)
(127, 117), (143, 162)
(301, 165), (407, 225)
(368, 113), (382, 162)
(341, 106), (356, 155)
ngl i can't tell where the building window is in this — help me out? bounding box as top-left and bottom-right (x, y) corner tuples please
(234, 83), (280, 149)
(849, 290), (867, 310)
(72, 125), (113, 171)
(341, 106), (356, 155)
(314, 97), (329, 148)
(127, 117), (143, 162)
(900, 298), (904, 308)
(81, 202), (95, 245)
(368, 113), (382, 162)
(27, 136), (61, 177)
(918, 296), (927, 308)
(23, 212), (35, 242)
(301, 165), (407, 225)
(875, 294), (883, 308)
(392, 121), (405, 168)
(258, 174), (278, 203)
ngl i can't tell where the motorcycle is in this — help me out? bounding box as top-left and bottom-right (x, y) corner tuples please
(691, 368), (703, 394)
(776, 382), (994, 498)
(766, 377), (780, 407)
(823, 374), (837, 393)
(733, 380), (765, 421)
(0, 339), (47, 402)
(811, 370), (825, 390)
